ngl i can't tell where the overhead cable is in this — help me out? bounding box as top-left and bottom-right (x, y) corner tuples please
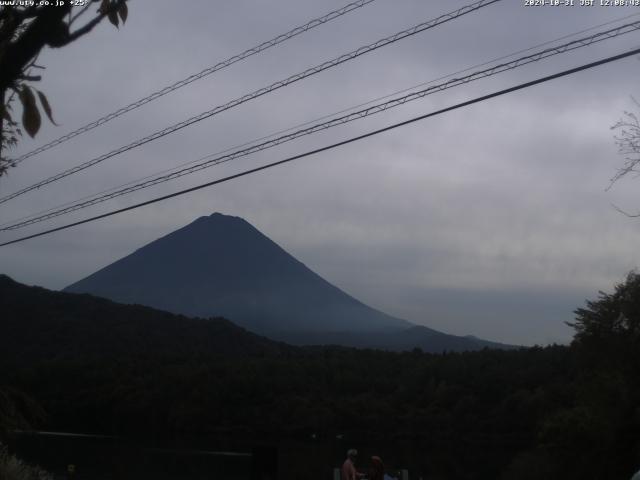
(0, 0), (501, 206)
(3, 20), (639, 231)
(13, 10), (639, 230)
(2, 46), (638, 247)
(8, 0), (378, 166)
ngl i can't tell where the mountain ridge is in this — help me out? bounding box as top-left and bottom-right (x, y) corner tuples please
(64, 213), (513, 351)
(0, 273), (290, 363)
(65, 213), (413, 333)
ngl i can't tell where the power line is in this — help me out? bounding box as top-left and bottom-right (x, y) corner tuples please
(8, 0), (378, 166)
(10, 13), (637, 232)
(3, 20), (639, 232)
(9, 10), (635, 210)
(7, 9), (636, 231)
(2, 46), (638, 248)
(0, 0), (501, 206)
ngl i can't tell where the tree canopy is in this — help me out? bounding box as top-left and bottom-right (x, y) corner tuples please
(2, 275), (640, 478)
(570, 271), (640, 345)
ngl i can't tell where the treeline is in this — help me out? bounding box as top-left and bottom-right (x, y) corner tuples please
(1, 274), (640, 479)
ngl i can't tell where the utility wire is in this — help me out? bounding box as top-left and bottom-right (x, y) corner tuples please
(5, 7), (638, 233)
(3, 20), (639, 232)
(2, 46), (638, 248)
(8, 0), (378, 166)
(0, 0), (501, 206)
(6, 10), (637, 230)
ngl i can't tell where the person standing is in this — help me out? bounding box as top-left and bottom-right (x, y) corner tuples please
(342, 449), (364, 480)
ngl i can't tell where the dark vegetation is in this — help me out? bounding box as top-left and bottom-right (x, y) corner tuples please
(2, 273), (640, 479)
(0, 444), (52, 480)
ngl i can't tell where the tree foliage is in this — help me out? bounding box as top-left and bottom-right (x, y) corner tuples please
(0, 0), (129, 176)
(0, 445), (52, 480)
(570, 271), (640, 346)
(2, 275), (640, 479)
(0, 388), (43, 441)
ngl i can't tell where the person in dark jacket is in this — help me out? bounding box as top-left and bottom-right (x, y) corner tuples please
(369, 456), (385, 480)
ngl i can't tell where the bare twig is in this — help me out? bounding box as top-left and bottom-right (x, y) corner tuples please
(608, 97), (640, 190)
(611, 202), (640, 217)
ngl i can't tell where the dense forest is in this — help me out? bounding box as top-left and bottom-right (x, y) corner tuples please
(1, 273), (639, 479)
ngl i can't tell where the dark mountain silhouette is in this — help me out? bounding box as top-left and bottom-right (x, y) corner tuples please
(0, 274), (288, 364)
(65, 213), (410, 334)
(277, 328), (512, 351)
(64, 213), (512, 351)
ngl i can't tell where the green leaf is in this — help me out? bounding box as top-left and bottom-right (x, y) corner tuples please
(18, 86), (41, 138)
(118, 2), (128, 24)
(36, 89), (58, 126)
(108, 8), (119, 28)
(98, 0), (109, 14)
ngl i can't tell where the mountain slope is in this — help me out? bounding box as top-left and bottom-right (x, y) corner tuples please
(65, 213), (412, 334)
(278, 327), (513, 351)
(64, 213), (511, 351)
(0, 274), (288, 364)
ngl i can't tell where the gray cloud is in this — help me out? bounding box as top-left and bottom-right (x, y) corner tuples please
(2, 0), (640, 345)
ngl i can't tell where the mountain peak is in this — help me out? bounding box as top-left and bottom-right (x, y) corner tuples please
(65, 214), (412, 335)
(63, 215), (510, 351)
(204, 212), (242, 221)
(209, 212), (234, 219)
(191, 212), (247, 226)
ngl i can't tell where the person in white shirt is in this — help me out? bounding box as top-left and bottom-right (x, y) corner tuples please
(341, 449), (365, 480)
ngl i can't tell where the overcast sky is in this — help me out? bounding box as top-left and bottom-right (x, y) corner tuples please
(2, 0), (640, 345)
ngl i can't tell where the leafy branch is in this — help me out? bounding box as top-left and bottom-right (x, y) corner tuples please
(0, 0), (129, 176)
